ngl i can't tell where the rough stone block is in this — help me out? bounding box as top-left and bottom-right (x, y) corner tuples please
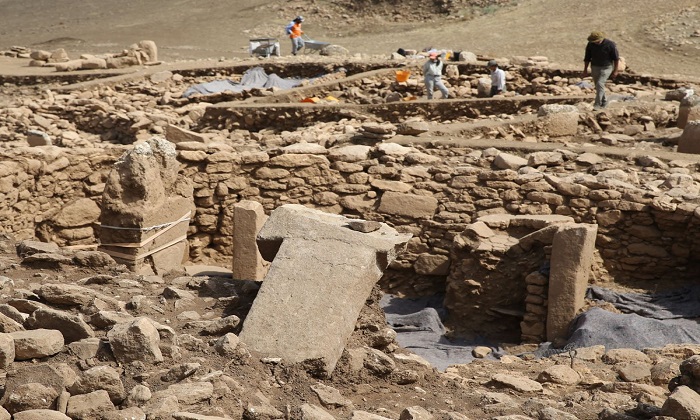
(536, 104), (579, 137)
(677, 120), (700, 154)
(677, 95), (700, 129)
(377, 192), (438, 219)
(546, 223), (598, 341)
(240, 205), (410, 373)
(10, 329), (64, 360)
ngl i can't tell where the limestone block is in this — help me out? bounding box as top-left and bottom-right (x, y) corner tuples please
(103, 407), (146, 420)
(53, 59), (83, 72)
(240, 205), (410, 373)
(377, 192), (438, 219)
(26, 130), (51, 146)
(546, 224), (598, 341)
(4, 383), (59, 414)
(160, 382), (214, 405)
(300, 404), (336, 420)
(661, 386), (700, 419)
(13, 410), (70, 420)
(0, 333), (14, 369)
(25, 308), (94, 344)
(106, 56), (140, 69)
(165, 124), (208, 144)
(107, 317), (163, 364)
(137, 40), (158, 62)
(677, 120), (700, 154)
(51, 198), (100, 228)
(494, 153), (527, 170)
(477, 78), (491, 97)
(458, 51), (478, 62)
(48, 48), (69, 62)
(80, 58), (106, 70)
(10, 329), (64, 360)
(66, 390), (115, 419)
(0, 364), (76, 408)
(30, 50), (51, 60)
(232, 201), (269, 281)
(69, 366), (126, 404)
(328, 145), (372, 162)
(98, 137), (194, 274)
(536, 104), (579, 137)
(677, 95), (700, 128)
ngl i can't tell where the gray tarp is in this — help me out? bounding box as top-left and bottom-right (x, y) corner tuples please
(565, 286), (700, 351)
(381, 294), (501, 371)
(182, 67), (303, 98)
(381, 285), (700, 368)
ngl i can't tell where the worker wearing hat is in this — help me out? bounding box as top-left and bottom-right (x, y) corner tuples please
(422, 51), (450, 100)
(583, 31), (620, 110)
(487, 60), (506, 97)
(285, 16), (305, 56)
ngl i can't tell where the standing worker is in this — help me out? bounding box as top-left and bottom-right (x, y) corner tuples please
(487, 60), (506, 96)
(583, 31), (620, 110)
(285, 16), (305, 56)
(422, 51), (450, 100)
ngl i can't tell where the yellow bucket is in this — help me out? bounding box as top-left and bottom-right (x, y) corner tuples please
(395, 70), (411, 82)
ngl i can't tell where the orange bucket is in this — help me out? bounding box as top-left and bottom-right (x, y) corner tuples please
(395, 70), (411, 82)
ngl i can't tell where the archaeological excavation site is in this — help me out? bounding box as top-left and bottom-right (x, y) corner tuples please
(2, 39), (700, 420)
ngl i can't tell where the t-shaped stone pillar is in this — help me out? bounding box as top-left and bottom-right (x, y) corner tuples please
(239, 204), (411, 373)
(98, 137), (194, 275)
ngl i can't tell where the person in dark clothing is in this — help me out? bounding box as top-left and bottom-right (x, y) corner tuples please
(583, 31), (620, 110)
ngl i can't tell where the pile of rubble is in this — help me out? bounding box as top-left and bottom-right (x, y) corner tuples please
(3, 40), (159, 72)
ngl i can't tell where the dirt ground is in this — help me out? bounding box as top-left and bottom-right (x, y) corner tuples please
(1, 0), (700, 80)
(2, 2), (700, 419)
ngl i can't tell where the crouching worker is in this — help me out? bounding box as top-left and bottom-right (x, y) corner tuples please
(285, 16), (305, 55)
(488, 60), (506, 96)
(423, 51), (450, 99)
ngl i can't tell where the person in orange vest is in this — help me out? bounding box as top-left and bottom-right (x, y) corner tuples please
(285, 16), (305, 56)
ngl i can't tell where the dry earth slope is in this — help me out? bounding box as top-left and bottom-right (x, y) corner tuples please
(0, 0), (699, 79)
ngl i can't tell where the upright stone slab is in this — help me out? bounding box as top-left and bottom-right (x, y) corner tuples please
(239, 205), (411, 373)
(677, 95), (700, 129)
(677, 120), (700, 154)
(98, 137), (194, 274)
(546, 223), (598, 341)
(232, 200), (269, 281)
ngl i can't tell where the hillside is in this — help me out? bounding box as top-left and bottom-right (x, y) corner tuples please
(1, 0), (699, 78)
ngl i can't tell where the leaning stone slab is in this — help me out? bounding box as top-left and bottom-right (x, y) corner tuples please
(546, 223), (598, 341)
(10, 329), (64, 360)
(240, 204), (411, 373)
(99, 137), (195, 275)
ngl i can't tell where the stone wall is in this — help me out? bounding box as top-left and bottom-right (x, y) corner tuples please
(4, 143), (700, 297)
